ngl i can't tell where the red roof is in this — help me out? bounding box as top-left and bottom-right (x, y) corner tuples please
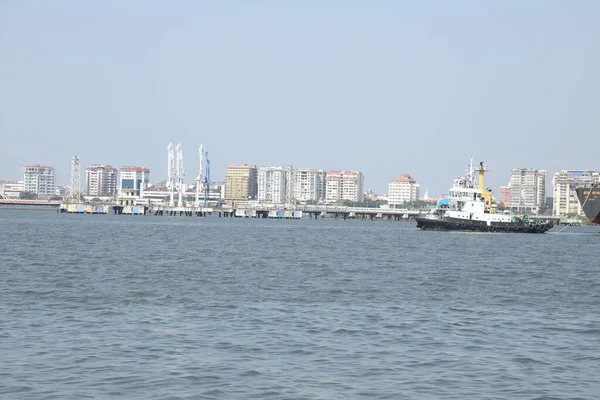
(392, 174), (416, 183)
(326, 170), (360, 175)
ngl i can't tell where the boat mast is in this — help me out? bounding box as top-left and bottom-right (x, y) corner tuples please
(469, 156), (474, 187)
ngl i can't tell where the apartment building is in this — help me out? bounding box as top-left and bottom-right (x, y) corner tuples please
(552, 170), (600, 216)
(257, 166), (292, 204)
(325, 170), (364, 204)
(85, 165), (118, 197)
(294, 168), (326, 203)
(22, 165), (55, 198)
(224, 164), (258, 202)
(388, 174), (420, 207)
(508, 169), (546, 212)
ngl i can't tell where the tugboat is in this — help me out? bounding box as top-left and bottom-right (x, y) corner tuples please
(416, 160), (554, 233)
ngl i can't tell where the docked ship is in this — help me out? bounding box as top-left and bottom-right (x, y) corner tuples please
(576, 185), (600, 224)
(416, 160), (554, 233)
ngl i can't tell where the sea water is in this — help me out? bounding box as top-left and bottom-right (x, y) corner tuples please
(1, 210), (599, 399)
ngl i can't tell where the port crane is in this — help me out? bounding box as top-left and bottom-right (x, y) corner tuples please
(203, 152), (210, 207)
(195, 145), (205, 207)
(194, 145), (211, 207)
(176, 143), (184, 206)
(167, 143), (175, 206)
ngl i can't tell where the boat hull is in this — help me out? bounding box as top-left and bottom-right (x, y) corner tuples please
(576, 187), (600, 224)
(416, 216), (553, 233)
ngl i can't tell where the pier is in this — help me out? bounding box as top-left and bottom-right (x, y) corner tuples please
(57, 203), (423, 220)
(52, 202), (587, 226)
(0, 199), (60, 210)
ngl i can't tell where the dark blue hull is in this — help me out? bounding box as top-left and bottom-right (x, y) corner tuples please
(416, 217), (553, 233)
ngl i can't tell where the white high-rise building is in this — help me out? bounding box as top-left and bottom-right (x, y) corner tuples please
(22, 165), (55, 198)
(325, 170), (364, 204)
(508, 169), (547, 212)
(388, 174), (420, 207)
(85, 165), (118, 197)
(119, 167), (150, 196)
(553, 170), (600, 216)
(257, 166), (293, 204)
(294, 168), (326, 203)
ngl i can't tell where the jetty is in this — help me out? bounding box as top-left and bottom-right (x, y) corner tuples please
(53, 202), (585, 225)
(57, 202), (423, 220)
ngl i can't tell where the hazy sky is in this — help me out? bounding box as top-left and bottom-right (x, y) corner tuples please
(1, 1), (598, 196)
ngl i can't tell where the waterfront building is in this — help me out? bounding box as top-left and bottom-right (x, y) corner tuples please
(85, 165), (117, 197)
(257, 166), (293, 204)
(388, 174), (420, 208)
(22, 165), (55, 198)
(0, 180), (24, 199)
(500, 185), (512, 207)
(294, 168), (326, 203)
(325, 170), (364, 204)
(119, 167), (149, 196)
(224, 164), (258, 202)
(508, 169), (546, 212)
(552, 170), (600, 216)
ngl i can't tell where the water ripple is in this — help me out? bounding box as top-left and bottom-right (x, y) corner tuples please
(0, 211), (599, 399)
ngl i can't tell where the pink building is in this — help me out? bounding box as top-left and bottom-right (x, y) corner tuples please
(500, 185), (511, 207)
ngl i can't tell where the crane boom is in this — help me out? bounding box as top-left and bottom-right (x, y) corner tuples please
(176, 143), (184, 206)
(204, 151), (210, 207)
(167, 143), (175, 206)
(196, 145), (205, 207)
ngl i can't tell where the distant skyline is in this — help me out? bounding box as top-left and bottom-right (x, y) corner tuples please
(1, 1), (598, 196)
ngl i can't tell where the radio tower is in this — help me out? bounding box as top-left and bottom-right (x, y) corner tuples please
(69, 155), (81, 203)
(167, 143), (175, 206)
(195, 145), (205, 207)
(176, 143), (184, 206)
